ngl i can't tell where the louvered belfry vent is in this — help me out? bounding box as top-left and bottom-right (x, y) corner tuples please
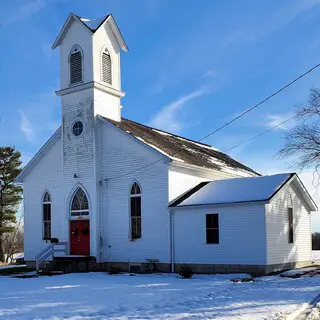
(102, 49), (112, 85)
(70, 48), (82, 85)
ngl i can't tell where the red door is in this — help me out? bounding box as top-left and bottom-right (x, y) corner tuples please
(70, 220), (90, 255)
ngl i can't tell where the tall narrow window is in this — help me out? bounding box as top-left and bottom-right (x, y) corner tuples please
(288, 208), (294, 243)
(43, 192), (51, 240)
(206, 214), (219, 244)
(102, 48), (112, 85)
(70, 46), (83, 84)
(130, 182), (141, 239)
(71, 187), (89, 216)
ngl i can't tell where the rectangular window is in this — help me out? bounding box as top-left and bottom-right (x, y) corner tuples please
(206, 214), (219, 244)
(131, 197), (141, 238)
(288, 208), (294, 243)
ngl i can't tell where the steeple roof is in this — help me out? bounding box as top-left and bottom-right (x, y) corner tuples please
(78, 15), (110, 31)
(52, 13), (128, 51)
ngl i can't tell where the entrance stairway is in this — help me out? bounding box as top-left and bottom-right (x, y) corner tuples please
(40, 256), (97, 275)
(35, 242), (96, 274)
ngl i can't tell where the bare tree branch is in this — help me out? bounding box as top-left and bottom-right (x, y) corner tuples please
(279, 89), (320, 187)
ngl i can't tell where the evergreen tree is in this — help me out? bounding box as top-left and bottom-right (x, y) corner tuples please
(0, 147), (22, 262)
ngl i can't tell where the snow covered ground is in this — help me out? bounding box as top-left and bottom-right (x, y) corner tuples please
(0, 265), (26, 270)
(0, 272), (319, 320)
(312, 251), (320, 261)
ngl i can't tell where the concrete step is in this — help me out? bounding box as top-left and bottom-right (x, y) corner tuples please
(42, 256), (97, 273)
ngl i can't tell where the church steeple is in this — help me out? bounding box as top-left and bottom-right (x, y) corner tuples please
(52, 13), (128, 122)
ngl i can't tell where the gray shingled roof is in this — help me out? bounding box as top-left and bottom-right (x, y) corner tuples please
(104, 117), (259, 176)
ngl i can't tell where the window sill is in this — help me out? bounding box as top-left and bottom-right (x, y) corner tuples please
(129, 237), (142, 242)
(69, 81), (84, 87)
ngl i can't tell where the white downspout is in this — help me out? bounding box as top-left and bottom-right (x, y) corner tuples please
(170, 209), (175, 273)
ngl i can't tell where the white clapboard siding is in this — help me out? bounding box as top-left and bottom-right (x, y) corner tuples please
(23, 139), (63, 261)
(60, 19), (93, 88)
(172, 203), (267, 265)
(61, 88), (99, 257)
(93, 88), (121, 121)
(168, 164), (253, 202)
(265, 182), (311, 265)
(93, 21), (121, 90)
(96, 119), (170, 263)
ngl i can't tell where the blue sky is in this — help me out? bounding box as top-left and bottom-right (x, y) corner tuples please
(1, 0), (320, 230)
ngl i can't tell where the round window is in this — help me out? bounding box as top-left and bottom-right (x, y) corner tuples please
(72, 121), (83, 136)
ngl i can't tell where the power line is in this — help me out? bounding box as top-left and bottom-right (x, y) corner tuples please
(197, 63), (320, 142)
(107, 62), (320, 181)
(224, 114), (297, 153)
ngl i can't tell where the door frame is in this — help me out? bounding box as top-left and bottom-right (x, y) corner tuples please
(69, 218), (91, 256)
(67, 184), (92, 256)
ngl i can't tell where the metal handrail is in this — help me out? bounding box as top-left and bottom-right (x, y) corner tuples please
(35, 242), (68, 272)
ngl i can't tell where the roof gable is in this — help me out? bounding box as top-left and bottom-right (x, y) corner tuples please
(52, 13), (128, 51)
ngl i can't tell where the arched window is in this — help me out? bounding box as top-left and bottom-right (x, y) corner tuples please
(71, 187), (89, 216)
(70, 45), (83, 85)
(102, 48), (112, 85)
(43, 192), (51, 240)
(130, 182), (142, 239)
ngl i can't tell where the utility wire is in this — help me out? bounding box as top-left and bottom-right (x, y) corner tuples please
(224, 114), (297, 153)
(107, 62), (320, 181)
(197, 63), (320, 142)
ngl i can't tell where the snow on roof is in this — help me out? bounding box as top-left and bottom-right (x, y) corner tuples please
(171, 173), (293, 207)
(80, 15), (109, 31)
(104, 117), (258, 176)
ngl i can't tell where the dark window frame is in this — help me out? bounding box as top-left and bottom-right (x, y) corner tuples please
(71, 187), (89, 217)
(102, 48), (112, 85)
(130, 182), (142, 239)
(72, 121), (83, 137)
(206, 213), (219, 244)
(70, 46), (83, 85)
(288, 207), (294, 244)
(43, 192), (51, 241)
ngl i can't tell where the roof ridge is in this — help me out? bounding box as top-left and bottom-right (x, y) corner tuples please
(121, 117), (213, 148)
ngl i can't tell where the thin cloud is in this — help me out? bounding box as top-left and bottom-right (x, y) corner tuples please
(265, 114), (295, 131)
(202, 69), (218, 78)
(225, 0), (320, 45)
(149, 87), (209, 133)
(3, 0), (46, 25)
(19, 111), (35, 142)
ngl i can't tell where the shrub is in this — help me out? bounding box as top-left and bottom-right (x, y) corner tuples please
(178, 264), (193, 279)
(107, 267), (120, 275)
(50, 238), (59, 244)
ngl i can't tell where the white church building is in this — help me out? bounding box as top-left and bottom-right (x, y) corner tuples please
(17, 13), (317, 274)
